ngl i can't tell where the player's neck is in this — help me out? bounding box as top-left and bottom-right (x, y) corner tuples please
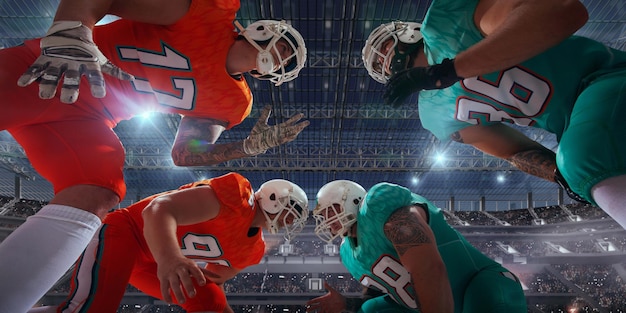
(252, 207), (267, 229)
(226, 39), (257, 75)
(347, 223), (358, 245)
(412, 46), (429, 67)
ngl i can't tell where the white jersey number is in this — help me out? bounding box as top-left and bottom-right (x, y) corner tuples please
(180, 233), (229, 266)
(361, 255), (417, 309)
(456, 67), (551, 126)
(119, 43), (196, 110)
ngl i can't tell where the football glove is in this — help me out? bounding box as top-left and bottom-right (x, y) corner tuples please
(17, 21), (134, 104)
(242, 105), (310, 155)
(383, 58), (462, 107)
(554, 168), (590, 204)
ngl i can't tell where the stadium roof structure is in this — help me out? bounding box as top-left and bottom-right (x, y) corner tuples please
(0, 0), (625, 208)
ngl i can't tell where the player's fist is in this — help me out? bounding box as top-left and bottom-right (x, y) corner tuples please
(384, 58), (461, 107)
(17, 21), (134, 104)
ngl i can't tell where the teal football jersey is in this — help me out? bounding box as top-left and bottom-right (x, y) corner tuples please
(340, 182), (502, 311)
(418, 0), (626, 141)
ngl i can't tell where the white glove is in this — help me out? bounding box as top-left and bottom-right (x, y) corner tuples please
(243, 105), (310, 155)
(17, 21), (134, 104)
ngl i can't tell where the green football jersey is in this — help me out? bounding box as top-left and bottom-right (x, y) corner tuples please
(418, 0), (626, 141)
(340, 182), (501, 311)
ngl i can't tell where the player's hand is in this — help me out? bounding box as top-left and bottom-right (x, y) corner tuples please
(305, 281), (346, 313)
(242, 105), (310, 155)
(383, 58), (461, 107)
(17, 21), (134, 104)
(554, 168), (591, 204)
(156, 256), (211, 304)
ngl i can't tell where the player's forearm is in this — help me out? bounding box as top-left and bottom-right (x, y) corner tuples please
(454, 0), (588, 78)
(411, 267), (454, 313)
(507, 148), (557, 182)
(405, 252), (453, 312)
(142, 204), (185, 262)
(171, 140), (252, 166)
(54, 0), (189, 28)
(385, 206), (453, 313)
(54, 0), (113, 28)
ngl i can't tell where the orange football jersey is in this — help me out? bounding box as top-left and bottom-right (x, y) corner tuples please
(122, 172), (265, 269)
(21, 0), (253, 129)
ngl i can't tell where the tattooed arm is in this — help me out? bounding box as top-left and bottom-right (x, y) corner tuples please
(171, 116), (249, 166)
(452, 123), (556, 181)
(384, 204), (454, 313)
(172, 106), (309, 166)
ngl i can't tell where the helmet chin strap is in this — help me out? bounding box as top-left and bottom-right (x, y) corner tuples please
(390, 40), (422, 76)
(261, 208), (280, 234)
(234, 21), (277, 75)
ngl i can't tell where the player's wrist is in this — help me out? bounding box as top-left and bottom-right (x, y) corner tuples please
(242, 137), (267, 156)
(46, 21), (85, 36)
(40, 21), (105, 63)
(429, 58), (462, 88)
(343, 296), (365, 313)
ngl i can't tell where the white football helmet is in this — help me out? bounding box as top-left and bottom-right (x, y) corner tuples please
(255, 179), (309, 240)
(362, 21), (423, 84)
(235, 20), (307, 86)
(313, 180), (366, 243)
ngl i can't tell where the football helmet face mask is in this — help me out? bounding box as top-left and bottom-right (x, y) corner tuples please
(313, 180), (366, 243)
(235, 20), (307, 86)
(255, 179), (309, 240)
(362, 21), (423, 84)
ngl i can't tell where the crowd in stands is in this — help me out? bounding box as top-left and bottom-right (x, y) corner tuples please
(3, 195), (625, 312)
(489, 209), (537, 226)
(517, 270), (572, 294)
(453, 210), (499, 225)
(553, 264), (626, 310)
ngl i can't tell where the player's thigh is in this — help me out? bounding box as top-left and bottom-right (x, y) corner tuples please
(9, 119), (127, 199)
(184, 282), (227, 313)
(462, 269), (527, 313)
(557, 74), (626, 202)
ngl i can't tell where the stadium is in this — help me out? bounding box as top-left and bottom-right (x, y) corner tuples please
(1, 0), (625, 312)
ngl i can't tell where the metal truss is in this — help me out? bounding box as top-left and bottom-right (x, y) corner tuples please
(0, 141), (33, 179)
(0, 130), (512, 174)
(307, 51), (363, 69)
(122, 144), (514, 172)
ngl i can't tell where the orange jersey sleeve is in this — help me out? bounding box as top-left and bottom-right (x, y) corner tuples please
(91, 0), (252, 128)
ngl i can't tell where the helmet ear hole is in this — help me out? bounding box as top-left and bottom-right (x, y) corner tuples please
(256, 50), (275, 75)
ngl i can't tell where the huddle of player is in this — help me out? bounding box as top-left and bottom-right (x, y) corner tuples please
(2, 0), (625, 312)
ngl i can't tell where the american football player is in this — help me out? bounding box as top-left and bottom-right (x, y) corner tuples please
(362, 0), (626, 230)
(307, 180), (526, 313)
(29, 173), (308, 313)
